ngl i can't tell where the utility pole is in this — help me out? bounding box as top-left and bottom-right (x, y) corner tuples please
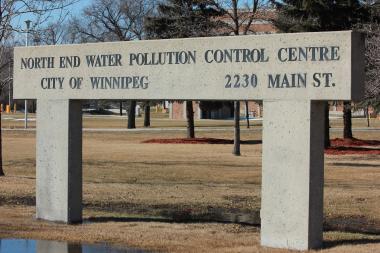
(8, 60), (11, 107)
(24, 20), (31, 129)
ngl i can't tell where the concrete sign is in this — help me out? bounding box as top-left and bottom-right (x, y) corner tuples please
(14, 31), (363, 101)
(13, 31), (364, 251)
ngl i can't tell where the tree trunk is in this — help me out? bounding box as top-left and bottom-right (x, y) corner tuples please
(119, 101), (123, 116)
(31, 100), (36, 113)
(127, 100), (136, 129)
(245, 101), (250, 128)
(343, 101), (353, 139)
(324, 102), (331, 148)
(144, 105), (150, 127)
(186, 101), (195, 138)
(233, 101), (241, 156)
(366, 105), (370, 127)
(0, 110), (4, 176)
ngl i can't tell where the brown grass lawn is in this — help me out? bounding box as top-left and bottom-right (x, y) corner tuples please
(0, 120), (379, 252)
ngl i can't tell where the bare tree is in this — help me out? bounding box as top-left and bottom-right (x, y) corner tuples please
(186, 101), (195, 138)
(212, 0), (267, 35)
(0, 1), (75, 42)
(33, 19), (73, 46)
(145, 0), (225, 138)
(356, 20), (380, 127)
(0, 0), (75, 176)
(71, 0), (156, 129)
(363, 23), (380, 119)
(363, 23), (380, 97)
(143, 102), (151, 127)
(233, 101), (241, 155)
(245, 101), (250, 128)
(211, 0), (268, 155)
(324, 102), (331, 147)
(343, 101), (353, 139)
(0, 48), (12, 176)
(71, 0), (154, 42)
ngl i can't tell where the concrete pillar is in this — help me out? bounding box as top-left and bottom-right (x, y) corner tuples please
(36, 99), (82, 223)
(261, 100), (324, 250)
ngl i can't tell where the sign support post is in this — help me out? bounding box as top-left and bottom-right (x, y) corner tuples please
(36, 99), (82, 223)
(261, 100), (325, 250)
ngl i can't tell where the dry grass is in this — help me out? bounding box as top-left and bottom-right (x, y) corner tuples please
(0, 206), (379, 253)
(0, 123), (379, 252)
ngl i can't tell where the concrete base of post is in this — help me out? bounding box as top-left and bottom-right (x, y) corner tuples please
(261, 100), (324, 250)
(36, 99), (82, 223)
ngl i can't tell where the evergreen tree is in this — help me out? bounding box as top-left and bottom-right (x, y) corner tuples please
(145, 0), (224, 138)
(272, 0), (370, 143)
(145, 0), (224, 39)
(273, 0), (368, 32)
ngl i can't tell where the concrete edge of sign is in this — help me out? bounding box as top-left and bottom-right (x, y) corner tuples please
(351, 31), (366, 102)
(13, 30), (355, 50)
(67, 100), (83, 223)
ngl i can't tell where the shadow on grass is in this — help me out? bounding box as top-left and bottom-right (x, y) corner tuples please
(84, 209), (261, 226)
(84, 216), (172, 224)
(241, 140), (262, 145)
(1, 195), (378, 235)
(84, 216), (260, 227)
(329, 162), (380, 168)
(142, 138), (262, 145)
(83, 109), (115, 115)
(0, 195), (35, 206)
(324, 238), (380, 249)
(324, 216), (380, 235)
